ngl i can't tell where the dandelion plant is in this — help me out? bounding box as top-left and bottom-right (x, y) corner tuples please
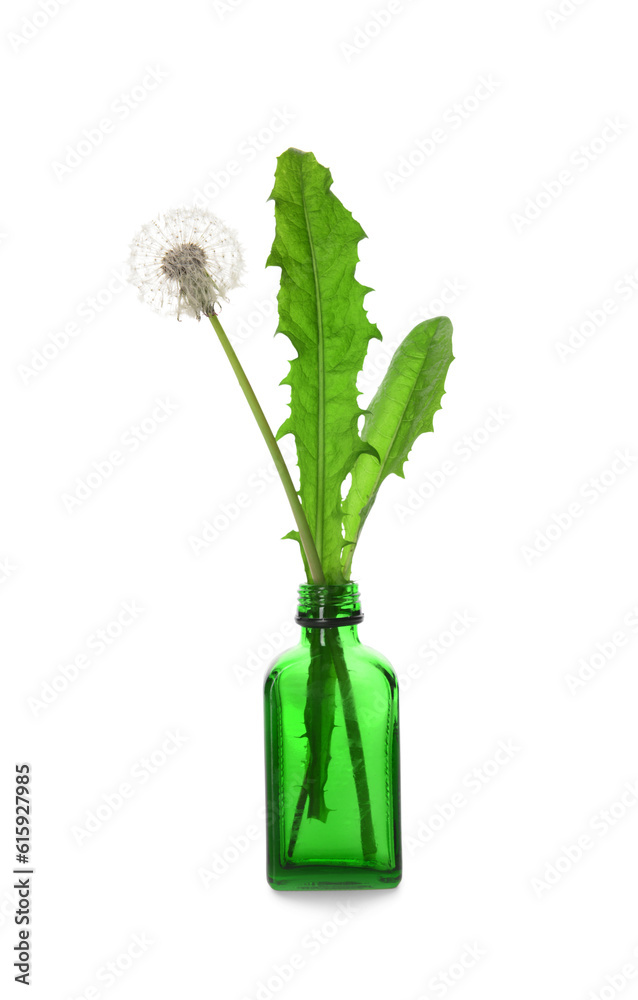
(128, 148), (454, 880)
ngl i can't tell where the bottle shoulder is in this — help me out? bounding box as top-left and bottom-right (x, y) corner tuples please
(264, 638), (397, 689)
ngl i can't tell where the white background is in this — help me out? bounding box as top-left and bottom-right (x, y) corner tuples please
(2, 0), (638, 997)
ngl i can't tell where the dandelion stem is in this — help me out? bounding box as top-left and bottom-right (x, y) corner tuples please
(207, 311), (325, 584)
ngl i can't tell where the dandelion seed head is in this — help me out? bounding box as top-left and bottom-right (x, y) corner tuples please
(128, 207), (244, 320)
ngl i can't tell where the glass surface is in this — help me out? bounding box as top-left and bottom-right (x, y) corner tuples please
(264, 584), (402, 890)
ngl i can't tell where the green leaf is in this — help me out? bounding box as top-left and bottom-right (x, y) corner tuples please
(282, 529), (310, 580)
(267, 148), (381, 583)
(342, 316), (454, 576)
(303, 631), (336, 822)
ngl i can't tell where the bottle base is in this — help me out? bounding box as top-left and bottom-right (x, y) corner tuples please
(267, 863), (402, 891)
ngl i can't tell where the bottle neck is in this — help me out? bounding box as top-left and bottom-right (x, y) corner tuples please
(296, 583), (363, 644)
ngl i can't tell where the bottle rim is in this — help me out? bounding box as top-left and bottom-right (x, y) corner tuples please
(296, 582), (363, 628)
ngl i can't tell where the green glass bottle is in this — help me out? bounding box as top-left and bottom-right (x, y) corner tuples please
(264, 583), (401, 890)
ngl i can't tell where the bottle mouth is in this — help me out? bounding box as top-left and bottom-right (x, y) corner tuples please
(296, 583), (363, 628)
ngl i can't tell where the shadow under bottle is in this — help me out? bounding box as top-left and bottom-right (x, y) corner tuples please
(264, 583), (402, 890)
